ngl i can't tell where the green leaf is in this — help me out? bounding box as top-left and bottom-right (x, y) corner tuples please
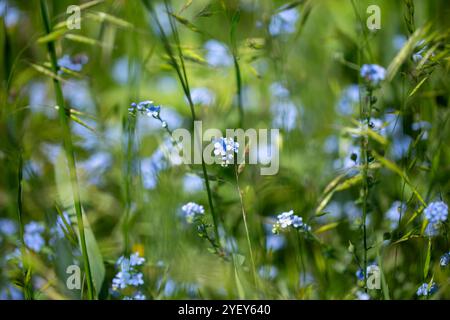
(386, 25), (429, 81)
(54, 153), (105, 298)
(64, 34), (102, 46)
(232, 253), (246, 299)
(423, 238), (431, 279)
(37, 28), (67, 44)
(408, 76), (428, 97)
(315, 222), (339, 234)
(86, 11), (133, 29)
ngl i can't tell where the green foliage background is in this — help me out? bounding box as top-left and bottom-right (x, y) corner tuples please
(0, 0), (449, 299)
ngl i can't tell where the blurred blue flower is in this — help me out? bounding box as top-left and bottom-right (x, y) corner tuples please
(57, 54), (88, 73)
(270, 82), (290, 99)
(271, 100), (299, 132)
(141, 138), (182, 189)
(440, 252), (450, 267)
(416, 282), (437, 297)
(266, 234), (286, 251)
(412, 121), (431, 140)
(163, 279), (177, 297)
(424, 201), (448, 224)
(112, 57), (141, 84)
(333, 143), (360, 171)
(337, 85), (359, 115)
(204, 40), (233, 67)
(0, 1), (20, 27)
(50, 211), (71, 240)
(130, 252), (145, 266)
(272, 210), (310, 234)
(393, 34), (407, 51)
(182, 174), (204, 193)
(112, 252), (146, 292)
(124, 291), (146, 300)
(0, 219), (16, 236)
(0, 284), (23, 300)
(326, 201), (343, 219)
(63, 80), (95, 112)
(269, 8), (299, 36)
(424, 222), (439, 237)
(28, 82), (55, 116)
(275, 210), (294, 229)
(150, 3), (173, 36)
(356, 262), (378, 281)
(181, 202), (205, 224)
(258, 265), (278, 280)
(360, 64), (386, 86)
(355, 291), (370, 300)
(386, 201), (407, 229)
(130, 100), (161, 117)
(79, 151), (112, 185)
(323, 135), (338, 154)
(190, 87), (215, 106)
(390, 134), (412, 160)
(381, 112), (403, 137)
(24, 222), (45, 252)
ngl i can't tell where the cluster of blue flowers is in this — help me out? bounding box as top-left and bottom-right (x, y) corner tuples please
(129, 100), (169, 129)
(272, 210), (311, 234)
(112, 252), (146, 300)
(360, 64), (386, 87)
(204, 40), (233, 68)
(424, 201), (448, 224)
(440, 252), (450, 267)
(24, 222), (45, 252)
(424, 201), (448, 237)
(213, 137), (239, 167)
(129, 100), (160, 117)
(181, 202), (205, 224)
(416, 282), (438, 297)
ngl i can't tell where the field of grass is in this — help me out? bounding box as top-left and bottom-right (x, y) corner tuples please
(0, 0), (449, 300)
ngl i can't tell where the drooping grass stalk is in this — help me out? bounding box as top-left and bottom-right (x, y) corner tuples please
(234, 165), (257, 287)
(39, 0), (95, 300)
(141, 0), (221, 243)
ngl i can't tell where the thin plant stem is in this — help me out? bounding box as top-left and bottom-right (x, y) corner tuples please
(39, 0), (95, 300)
(296, 231), (306, 287)
(16, 153), (34, 299)
(360, 88), (374, 292)
(233, 56), (244, 128)
(234, 165), (257, 287)
(141, 0), (221, 242)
